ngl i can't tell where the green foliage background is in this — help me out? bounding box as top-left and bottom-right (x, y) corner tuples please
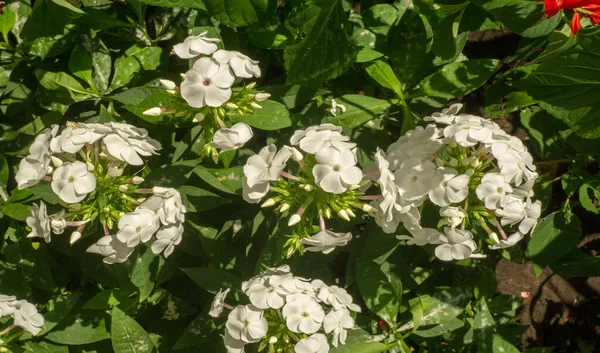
(1, 0), (599, 352)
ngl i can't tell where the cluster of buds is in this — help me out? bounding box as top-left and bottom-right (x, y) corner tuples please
(210, 265), (360, 353)
(242, 123), (382, 257)
(16, 122), (186, 263)
(142, 31), (272, 163)
(370, 104), (541, 261)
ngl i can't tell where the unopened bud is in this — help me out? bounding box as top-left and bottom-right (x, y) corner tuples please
(362, 204), (375, 213)
(152, 186), (169, 195)
(255, 92), (271, 102)
(350, 184), (361, 190)
(70, 231), (82, 245)
(118, 185), (128, 192)
(490, 232), (499, 243)
(471, 158), (481, 168)
(225, 102), (239, 110)
(268, 336), (278, 344)
(461, 157), (471, 166)
(132, 176), (144, 185)
(159, 79), (177, 90)
(465, 168), (474, 176)
(51, 156), (63, 168)
(86, 162), (95, 171)
(107, 166), (123, 177)
(250, 102), (262, 109)
(245, 82), (257, 90)
(303, 184), (313, 192)
(338, 209), (350, 222)
(324, 208), (332, 219)
(47, 166), (54, 174)
(345, 208), (356, 218)
(217, 107), (226, 118)
(143, 107), (163, 116)
(212, 153), (219, 164)
(449, 142), (458, 148)
(280, 203), (291, 213)
(261, 198), (276, 208)
(288, 214), (301, 226)
(435, 158), (445, 167)
(180, 73), (186, 79)
(192, 113), (205, 123)
(449, 158), (458, 167)
(291, 147), (303, 162)
(136, 198), (146, 203)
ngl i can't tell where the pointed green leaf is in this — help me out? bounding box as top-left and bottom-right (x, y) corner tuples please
(111, 307), (155, 353)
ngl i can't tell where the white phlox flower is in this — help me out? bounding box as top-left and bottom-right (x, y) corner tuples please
(86, 235), (135, 264)
(209, 288), (231, 318)
(29, 125), (58, 161)
(0, 295), (17, 316)
(173, 31), (220, 58)
(497, 150), (537, 187)
(434, 228), (482, 261)
(151, 223), (184, 257)
(495, 196), (525, 226)
(282, 296), (325, 334)
(312, 147), (362, 194)
(210, 122), (253, 152)
(16, 158), (49, 190)
(489, 232), (524, 250)
(26, 201), (51, 243)
(226, 305), (268, 343)
(242, 175), (270, 204)
(116, 208), (160, 247)
(51, 161), (97, 203)
(314, 285), (361, 313)
(295, 333), (330, 353)
(329, 99), (347, 117)
(290, 124), (342, 146)
(141, 187), (187, 225)
(10, 300), (45, 336)
(213, 49), (261, 78)
(424, 103), (463, 125)
(224, 331), (246, 353)
(243, 145), (292, 188)
(181, 57), (235, 108)
(323, 308), (354, 347)
(301, 230), (352, 254)
(101, 123), (161, 166)
(475, 173), (513, 210)
(490, 135), (528, 157)
(394, 159), (438, 202)
(443, 115), (493, 147)
(296, 127), (356, 155)
(428, 168), (470, 207)
(439, 206), (466, 228)
(397, 227), (442, 246)
(50, 212), (67, 234)
(386, 125), (442, 170)
(519, 199), (542, 235)
(244, 278), (288, 310)
(50, 125), (104, 154)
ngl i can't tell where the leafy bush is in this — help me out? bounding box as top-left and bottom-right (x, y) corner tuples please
(1, 0), (599, 352)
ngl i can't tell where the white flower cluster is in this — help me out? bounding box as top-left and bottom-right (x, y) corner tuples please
(173, 31), (261, 109)
(16, 122), (161, 203)
(372, 104), (541, 261)
(210, 265), (359, 353)
(0, 294), (44, 336)
(241, 124), (366, 255)
(86, 186), (186, 263)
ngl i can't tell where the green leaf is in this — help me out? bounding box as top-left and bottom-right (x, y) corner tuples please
(23, 342), (68, 353)
(194, 166), (243, 194)
(34, 70), (89, 96)
(1, 203), (31, 221)
(414, 59), (499, 100)
(362, 4), (399, 36)
(112, 87), (178, 124)
(181, 267), (241, 292)
(45, 310), (111, 345)
(205, 0), (268, 27)
(579, 183), (600, 214)
(413, 317), (464, 338)
(356, 257), (399, 326)
(134, 0), (206, 10)
(131, 248), (164, 302)
(20, 0), (85, 41)
(330, 342), (389, 353)
(528, 212), (582, 270)
(111, 307), (155, 353)
(263, 85), (329, 110)
(179, 186), (231, 212)
(284, 0), (357, 85)
(80, 34), (112, 94)
(473, 298), (496, 350)
(227, 100), (291, 130)
(475, 0), (561, 38)
(109, 47), (163, 92)
(536, 26), (577, 61)
(39, 292), (82, 336)
(551, 249), (600, 279)
(516, 50), (600, 139)
(492, 334), (520, 353)
(401, 287), (472, 332)
(365, 60), (403, 98)
(0, 154), (8, 186)
(356, 47), (384, 63)
(322, 94), (391, 128)
(0, 3), (17, 41)
(519, 107), (568, 159)
(69, 45), (94, 89)
(173, 312), (220, 349)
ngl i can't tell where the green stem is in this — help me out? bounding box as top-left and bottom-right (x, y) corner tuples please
(535, 158), (575, 166)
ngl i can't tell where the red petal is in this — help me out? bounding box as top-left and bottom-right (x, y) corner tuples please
(571, 12), (582, 35)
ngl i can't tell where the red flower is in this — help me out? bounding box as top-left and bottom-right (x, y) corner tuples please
(571, 11), (582, 34)
(544, 0), (600, 35)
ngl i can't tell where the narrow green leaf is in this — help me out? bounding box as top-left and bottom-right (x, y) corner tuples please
(39, 292), (82, 336)
(111, 307), (155, 353)
(528, 212), (582, 269)
(181, 267), (241, 292)
(322, 94), (391, 128)
(131, 248), (164, 302)
(34, 70), (89, 95)
(365, 60), (403, 98)
(227, 100), (291, 130)
(45, 310), (111, 345)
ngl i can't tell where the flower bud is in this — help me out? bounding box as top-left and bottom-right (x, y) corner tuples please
(288, 214), (301, 226)
(225, 102), (239, 110)
(47, 166), (54, 174)
(250, 102), (262, 109)
(449, 142), (458, 148)
(118, 185), (128, 192)
(279, 203), (291, 213)
(350, 184), (361, 190)
(362, 203), (375, 213)
(324, 208), (332, 219)
(152, 186), (169, 195)
(345, 208), (356, 218)
(435, 158), (445, 167)
(461, 157), (471, 166)
(159, 79), (177, 90)
(107, 166), (123, 177)
(465, 168), (474, 176)
(180, 73), (186, 79)
(136, 198), (146, 203)
(255, 93), (271, 102)
(132, 176), (144, 185)
(51, 156), (63, 168)
(338, 209), (350, 222)
(192, 113), (205, 123)
(268, 336), (278, 344)
(86, 162), (95, 171)
(245, 82), (257, 90)
(211, 153), (219, 164)
(291, 147), (303, 162)
(143, 107), (163, 116)
(303, 184), (313, 192)
(449, 158), (458, 167)
(490, 232), (499, 243)
(471, 158), (481, 168)
(261, 198), (276, 208)
(70, 231), (82, 245)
